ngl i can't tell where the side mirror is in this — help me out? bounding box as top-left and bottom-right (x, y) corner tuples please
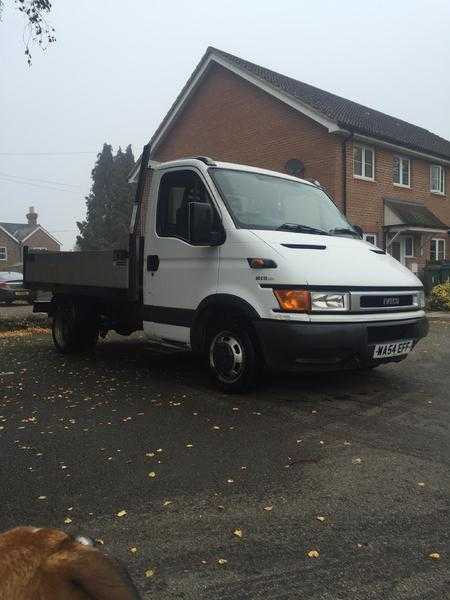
(352, 224), (364, 238)
(189, 202), (225, 246)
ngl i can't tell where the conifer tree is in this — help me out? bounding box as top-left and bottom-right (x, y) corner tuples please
(77, 144), (136, 250)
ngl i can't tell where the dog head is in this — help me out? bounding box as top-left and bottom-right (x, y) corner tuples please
(0, 527), (142, 600)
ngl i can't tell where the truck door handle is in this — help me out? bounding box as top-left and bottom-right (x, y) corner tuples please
(146, 254), (159, 272)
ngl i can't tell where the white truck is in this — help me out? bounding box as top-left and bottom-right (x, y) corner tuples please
(24, 153), (428, 392)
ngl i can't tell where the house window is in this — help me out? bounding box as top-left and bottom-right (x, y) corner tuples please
(430, 165), (445, 194)
(430, 238), (446, 261)
(353, 145), (375, 180)
(404, 236), (414, 257)
(363, 233), (377, 246)
(0, 247), (6, 261)
(393, 156), (410, 187)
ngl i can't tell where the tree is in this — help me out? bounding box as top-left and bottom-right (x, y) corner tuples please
(76, 144), (136, 251)
(0, 0), (56, 66)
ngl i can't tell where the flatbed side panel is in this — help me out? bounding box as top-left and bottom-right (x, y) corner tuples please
(24, 249), (129, 290)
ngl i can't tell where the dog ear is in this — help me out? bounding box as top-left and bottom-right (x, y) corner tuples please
(45, 544), (142, 600)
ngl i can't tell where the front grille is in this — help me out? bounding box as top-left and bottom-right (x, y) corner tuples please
(360, 294), (413, 308)
(367, 322), (417, 344)
(350, 290), (419, 312)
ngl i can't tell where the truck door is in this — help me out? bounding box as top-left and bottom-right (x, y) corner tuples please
(143, 168), (220, 344)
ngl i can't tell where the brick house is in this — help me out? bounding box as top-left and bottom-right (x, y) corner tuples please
(0, 207), (60, 272)
(133, 47), (450, 275)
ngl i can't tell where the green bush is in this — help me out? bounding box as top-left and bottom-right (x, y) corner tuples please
(429, 282), (450, 311)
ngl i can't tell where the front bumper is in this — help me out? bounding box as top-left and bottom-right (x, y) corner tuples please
(254, 316), (429, 372)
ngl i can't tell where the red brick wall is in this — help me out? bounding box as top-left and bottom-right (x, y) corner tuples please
(24, 229), (60, 252)
(152, 63), (343, 205)
(346, 142), (450, 267)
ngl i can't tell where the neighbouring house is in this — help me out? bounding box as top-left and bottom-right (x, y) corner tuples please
(0, 207), (60, 272)
(133, 46), (450, 275)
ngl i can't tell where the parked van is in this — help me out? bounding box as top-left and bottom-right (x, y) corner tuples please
(24, 155), (428, 392)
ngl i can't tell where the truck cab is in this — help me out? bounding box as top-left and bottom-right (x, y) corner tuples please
(25, 156), (428, 393)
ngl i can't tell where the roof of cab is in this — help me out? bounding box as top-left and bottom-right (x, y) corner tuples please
(154, 158), (315, 186)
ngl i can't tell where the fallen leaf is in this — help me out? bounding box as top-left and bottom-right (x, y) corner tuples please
(263, 506), (273, 512)
(316, 516), (326, 522)
(64, 517), (72, 524)
(352, 457), (363, 464)
(37, 495), (47, 500)
(307, 549), (320, 558)
(145, 568), (156, 578)
(429, 552), (441, 560)
(116, 510), (127, 517)
(227, 478), (234, 483)
(212, 425), (220, 430)
(146, 452), (155, 458)
(233, 529), (243, 538)
(418, 482), (425, 487)
(217, 558), (228, 565)
(186, 443), (193, 448)
(130, 547), (138, 554)
(148, 471), (156, 478)
(163, 500), (172, 507)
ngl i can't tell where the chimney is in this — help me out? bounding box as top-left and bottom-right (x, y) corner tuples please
(26, 206), (38, 226)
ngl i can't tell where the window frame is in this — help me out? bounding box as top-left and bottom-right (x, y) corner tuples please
(0, 246), (7, 261)
(430, 164), (445, 195)
(403, 235), (414, 258)
(155, 168), (219, 245)
(353, 144), (375, 181)
(363, 233), (377, 246)
(430, 238), (446, 262)
(393, 155), (411, 188)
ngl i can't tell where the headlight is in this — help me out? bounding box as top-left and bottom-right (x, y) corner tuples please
(310, 291), (349, 312)
(416, 290), (426, 308)
(273, 290), (350, 313)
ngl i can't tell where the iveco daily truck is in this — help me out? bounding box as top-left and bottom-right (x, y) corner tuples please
(24, 152), (428, 392)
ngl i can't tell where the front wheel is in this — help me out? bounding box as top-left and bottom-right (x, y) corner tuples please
(207, 320), (261, 393)
(52, 302), (99, 354)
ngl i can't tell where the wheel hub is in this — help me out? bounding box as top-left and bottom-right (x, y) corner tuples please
(210, 331), (244, 383)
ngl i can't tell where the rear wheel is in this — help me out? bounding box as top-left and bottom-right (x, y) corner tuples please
(52, 301), (99, 354)
(207, 319), (261, 393)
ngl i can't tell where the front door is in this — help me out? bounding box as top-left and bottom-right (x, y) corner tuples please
(143, 168), (220, 345)
(391, 240), (402, 262)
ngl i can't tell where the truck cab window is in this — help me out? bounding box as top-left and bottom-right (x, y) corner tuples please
(157, 170), (216, 242)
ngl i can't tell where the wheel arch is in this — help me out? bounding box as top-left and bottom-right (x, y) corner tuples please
(190, 293), (261, 354)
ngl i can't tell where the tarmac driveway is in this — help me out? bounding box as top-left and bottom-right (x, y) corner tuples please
(0, 321), (449, 599)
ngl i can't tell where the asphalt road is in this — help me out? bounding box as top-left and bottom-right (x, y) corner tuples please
(0, 322), (449, 599)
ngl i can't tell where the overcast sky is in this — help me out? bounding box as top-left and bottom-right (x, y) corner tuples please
(1, 0), (449, 249)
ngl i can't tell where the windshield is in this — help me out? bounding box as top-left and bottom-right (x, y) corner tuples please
(210, 168), (353, 235)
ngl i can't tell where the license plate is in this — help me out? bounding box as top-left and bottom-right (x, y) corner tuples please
(373, 339), (413, 359)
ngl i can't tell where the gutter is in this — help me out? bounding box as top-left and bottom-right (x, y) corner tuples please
(341, 132), (353, 216)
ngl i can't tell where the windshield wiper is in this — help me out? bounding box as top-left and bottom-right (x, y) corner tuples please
(276, 223), (328, 235)
(328, 227), (360, 238)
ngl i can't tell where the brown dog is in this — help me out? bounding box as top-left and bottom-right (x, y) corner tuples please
(0, 527), (142, 600)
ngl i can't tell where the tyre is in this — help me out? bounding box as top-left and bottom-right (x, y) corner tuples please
(207, 318), (261, 393)
(52, 301), (99, 354)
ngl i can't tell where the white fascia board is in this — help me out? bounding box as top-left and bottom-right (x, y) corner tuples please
(354, 134), (450, 166)
(21, 226), (60, 246)
(384, 225), (448, 233)
(150, 53), (340, 155)
(0, 224), (19, 244)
